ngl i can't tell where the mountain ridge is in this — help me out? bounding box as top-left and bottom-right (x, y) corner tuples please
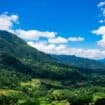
(1, 30), (105, 105)
(0, 30), (88, 87)
(51, 54), (105, 71)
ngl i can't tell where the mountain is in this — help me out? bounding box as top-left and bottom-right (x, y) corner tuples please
(0, 30), (54, 63)
(1, 30), (105, 105)
(51, 55), (105, 71)
(0, 30), (88, 88)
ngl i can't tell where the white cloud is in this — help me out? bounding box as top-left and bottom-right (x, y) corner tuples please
(48, 36), (68, 44)
(97, 35), (105, 48)
(16, 29), (84, 43)
(27, 41), (56, 54)
(15, 29), (56, 41)
(0, 13), (56, 41)
(15, 29), (39, 40)
(0, 12), (18, 31)
(92, 26), (105, 35)
(48, 36), (84, 44)
(91, 2), (105, 49)
(27, 41), (105, 59)
(68, 37), (84, 42)
(1, 12), (105, 59)
(92, 26), (105, 48)
(97, 1), (105, 7)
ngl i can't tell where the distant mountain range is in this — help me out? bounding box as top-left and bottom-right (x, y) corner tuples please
(51, 55), (105, 71)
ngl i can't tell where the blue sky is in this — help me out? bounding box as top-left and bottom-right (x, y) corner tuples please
(0, 0), (105, 59)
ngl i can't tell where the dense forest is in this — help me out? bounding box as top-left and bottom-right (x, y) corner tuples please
(1, 30), (105, 105)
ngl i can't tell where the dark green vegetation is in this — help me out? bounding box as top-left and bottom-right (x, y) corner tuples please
(0, 30), (105, 105)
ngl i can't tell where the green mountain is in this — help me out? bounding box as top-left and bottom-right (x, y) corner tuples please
(1, 30), (105, 105)
(51, 55), (105, 71)
(0, 30), (54, 63)
(0, 30), (87, 88)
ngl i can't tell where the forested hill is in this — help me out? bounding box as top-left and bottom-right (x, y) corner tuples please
(0, 30), (54, 63)
(52, 54), (105, 71)
(0, 30), (87, 88)
(1, 30), (105, 105)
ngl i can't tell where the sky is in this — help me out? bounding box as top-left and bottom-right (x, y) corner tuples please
(0, 0), (105, 59)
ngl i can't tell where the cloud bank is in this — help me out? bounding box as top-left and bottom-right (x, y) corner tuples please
(0, 12), (105, 59)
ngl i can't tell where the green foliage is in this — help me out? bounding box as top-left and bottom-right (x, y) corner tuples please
(0, 95), (18, 105)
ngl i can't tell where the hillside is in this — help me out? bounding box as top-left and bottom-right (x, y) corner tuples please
(0, 30), (54, 64)
(0, 53), (32, 88)
(0, 30), (87, 87)
(52, 55), (105, 71)
(1, 30), (105, 105)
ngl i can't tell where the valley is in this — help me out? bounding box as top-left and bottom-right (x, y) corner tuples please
(0, 31), (105, 105)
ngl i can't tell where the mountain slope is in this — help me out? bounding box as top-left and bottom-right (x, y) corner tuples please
(0, 30), (88, 89)
(0, 53), (32, 88)
(52, 55), (105, 71)
(1, 31), (105, 105)
(0, 30), (54, 64)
